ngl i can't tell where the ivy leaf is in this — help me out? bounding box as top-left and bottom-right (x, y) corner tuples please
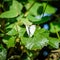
(21, 27), (49, 50)
(49, 37), (59, 48)
(3, 36), (16, 48)
(0, 0), (23, 18)
(50, 22), (60, 33)
(43, 3), (57, 14)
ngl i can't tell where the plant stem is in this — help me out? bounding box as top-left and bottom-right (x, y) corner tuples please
(54, 26), (60, 39)
(56, 31), (60, 39)
(24, 1), (35, 17)
(0, 28), (5, 33)
(43, 1), (48, 16)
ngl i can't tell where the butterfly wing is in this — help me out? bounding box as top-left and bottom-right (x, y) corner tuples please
(30, 25), (36, 37)
(26, 25), (36, 37)
(26, 25), (30, 36)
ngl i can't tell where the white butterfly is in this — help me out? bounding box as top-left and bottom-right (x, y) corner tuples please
(26, 25), (36, 37)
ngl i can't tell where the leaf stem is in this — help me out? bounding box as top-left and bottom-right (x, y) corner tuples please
(54, 26), (60, 39)
(56, 31), (60, 39)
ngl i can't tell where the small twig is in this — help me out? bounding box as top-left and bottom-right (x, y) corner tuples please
(51, 49), (60, 53)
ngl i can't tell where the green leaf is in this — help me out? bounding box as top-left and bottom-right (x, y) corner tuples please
(17, 16), (32, 26)
(16, 14), (24, 25)
(0, 0), (23, 18)
(29, 3), (43, 15)
(25, 3), (33, 10)
(50, 22), (60, 33)
(0, 10), (18, 18)
(7, 28), (18, 35)
(19, 26), (26, 37)
(6, 23), (14, 29)
(17, 14), (24, 21)
(0, 45), (3, 52)
(10, 0), (23, 14)
(7, 36), (15, 48)
(43, 3), (57, 14)
(6, 23), (19, 35)
(27, 15), (41, 23)
(3, 36), (15, 48)
(28, 0), (35, 3)
(25, 0), (35, 10)
(21, 27), (49, 50)
(0, 48), (7, 60)
(21, 18), (32, 26)
(6, 23), (26, 37)
(49, 37), (59, 48)
(27, 15), (50, 24)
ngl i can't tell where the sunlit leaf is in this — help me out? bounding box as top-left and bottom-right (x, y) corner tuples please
(0, 0), (23, 18)
(10, 0), (23, 14)
(18, 26), (26, 37)
(21, 18), (32, 25)
(3, 36), (16, 48)
(28, 0), (35, 3)
(7, 23), (19, 35)
(29, 3), (43, 15)
(0, 10), (18, 18)
(6, 23), (26, 37)
(49, 37), (59, 48)
(43, 3), (57, 14)
(27, 14), (50, 24)
(21, 27), (49, 50)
